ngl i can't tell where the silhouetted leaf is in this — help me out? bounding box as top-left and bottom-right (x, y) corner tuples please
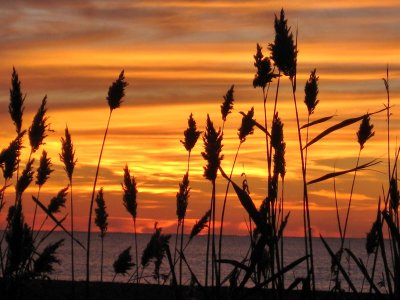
(308, 159), (380, 185)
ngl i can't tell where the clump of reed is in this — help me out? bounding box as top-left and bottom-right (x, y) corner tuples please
(0, 68), (66, 291)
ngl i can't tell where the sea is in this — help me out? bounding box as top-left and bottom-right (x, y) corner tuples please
(17, 232), (393, 291)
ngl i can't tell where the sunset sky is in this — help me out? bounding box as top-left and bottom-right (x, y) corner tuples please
(1, 0), (400, 237)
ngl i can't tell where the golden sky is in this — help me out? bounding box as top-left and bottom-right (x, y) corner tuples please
(1, 0), (400, 237)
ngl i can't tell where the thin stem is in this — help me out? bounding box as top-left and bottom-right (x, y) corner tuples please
(70, 179), (75, 300)
(341, 149), (361, 245)
(263, 84), (271, 173)
(386, 66), (391, 183)
(100, 236), (104, 282)
(31, 187), (41, 233)
(86, 109), (112, 289)
(291, 78), (315, 292)
(179, 217), (184, 286)
(218, 142), (241, 276)
(333, 173), (343, 239)
(211, 180), (217, 289)
(134, 218), (139, 285)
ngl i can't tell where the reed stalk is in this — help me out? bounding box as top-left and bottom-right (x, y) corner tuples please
(86, 71), (127, 292)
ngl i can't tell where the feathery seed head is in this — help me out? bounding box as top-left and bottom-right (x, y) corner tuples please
(181, 113), (201, 152)
(357, 115), (374, 149)
(122, 165), (138, 220)
(201, 115), (223, 181)
(271, 114), (284, 150)
(253, 43), (277, 89)
(113, 246), (134, 275)
(0, 132), (25, 180)
(107, 70), (128, 111)
(36, 150), (53, 187)
(176, 172), (190, 224)
(189, 209), (211, 241)
(238, 107), (255, 143)
(29, 96), (51, 153)
(269, 9), (297, 78)
(95, 187), (108, 237)
(33, 239), (64, 277)
(59, 126), (76, 181)
(221, 85), (234, 122)
(271, 114), (286, 179)
(304, 69), (319, 115)
(16, 158), (35, 200)
(141, 223), (171, 279)
(9, 67), (25, 134)
(366, 220), (379, 255)
(47, 186), (68, 214)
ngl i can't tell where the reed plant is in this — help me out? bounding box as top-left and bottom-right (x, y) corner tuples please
(122, 164), (139, 283)
(86, 70), (127, 288)
(201, 115), (223, 289)
(59, 126), (77, 297)
(94, 188), (108, 282)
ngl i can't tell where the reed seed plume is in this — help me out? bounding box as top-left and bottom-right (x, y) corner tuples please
(189, 209), (211, 241)
(95, 188), (108, 237)
(47, 186), (68, 214)
(269, 9), (297, 78)
(29, 96), (51, 153)
(0, 131), (25, 180)
(33, 239), (64, 277)
(365, 220), (379, 255)
(16, 158), (35, 200)
(253, 43), (277, 89)
(59, 126), (77, 181)
(36, 150), (53, 187)
(176, 172), (190, 225)
(107, 70), (128, 111)
(202, 115), (223, 182)
(9, 67), (25, 134)
(113, 247), (134, 276)
(238, 107), (255, 143)
(271, 114), (286, 179)
(357, 115), (375, 150)
(221, 85), (235, 122)
(141, 223), (171, 280)
(271, 113), (284, 150)
(0, 186), (6, 212)
(181, 113), (202, 153)
(304, 69), (319, 115)
(122, 164), (138, 220)
(389, 178), (399, 212)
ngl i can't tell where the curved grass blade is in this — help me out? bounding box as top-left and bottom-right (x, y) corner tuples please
(304, 107), (387, 149)
(300, 115), (335, 129)
(307, 159), (380, 185)
(219, 166), (272, 239)
(255, 255), (309, 288)
(382, 210), (400, 246)
(32, 196), (85, 250)
(344, 248), (382, 294)
(320, 235), (358, 294)
(216, 259), (250, 273)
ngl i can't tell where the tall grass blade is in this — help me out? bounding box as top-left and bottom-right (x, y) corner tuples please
(307, 159), (380, 185)
(304, 107), (387, 149)
(300, 115), (335, 129)
(31, 196), (85, 250)
(320, 235), (358, 294)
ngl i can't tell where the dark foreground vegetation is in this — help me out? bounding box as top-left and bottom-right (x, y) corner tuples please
(1, 7), (399, 300)
(0, 279), (393, 300)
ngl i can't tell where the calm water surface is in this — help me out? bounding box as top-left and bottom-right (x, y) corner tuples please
(31, 232), (390, 291)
